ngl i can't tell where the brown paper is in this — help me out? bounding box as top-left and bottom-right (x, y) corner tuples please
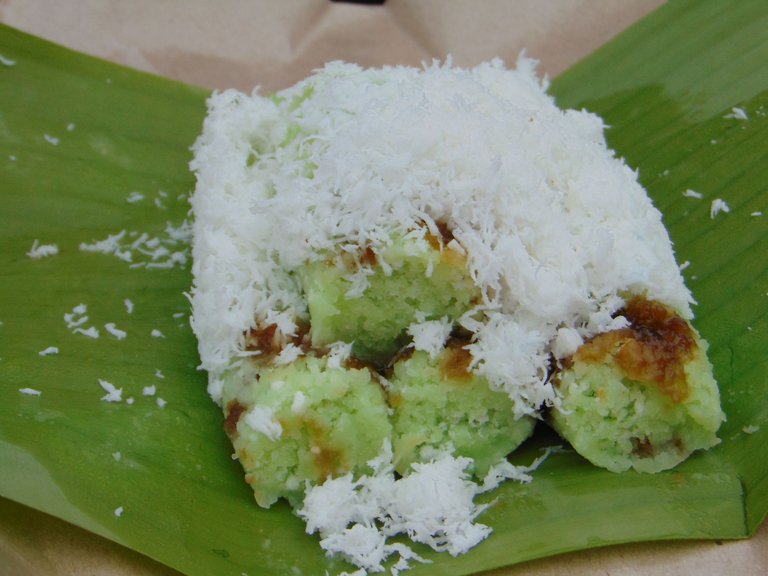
(0, 0), (766, 574)
(1, 0), (664, 93)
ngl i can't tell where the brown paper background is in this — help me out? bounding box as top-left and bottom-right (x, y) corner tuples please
(0, 1), (766, 574)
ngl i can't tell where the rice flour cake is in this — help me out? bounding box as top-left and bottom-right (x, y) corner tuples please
(188, 56), (725, 568)
(550, 296), (724, 473)
(388, 342), (536, 478)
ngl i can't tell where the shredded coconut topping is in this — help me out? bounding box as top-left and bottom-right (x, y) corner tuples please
(244, 405), (283, 440)
(408, 316), (453, 359)
(297, 441), (555, 573)
(190, 58), (692, 410)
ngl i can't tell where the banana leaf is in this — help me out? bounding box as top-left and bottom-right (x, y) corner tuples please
(0, 0), (766, 574)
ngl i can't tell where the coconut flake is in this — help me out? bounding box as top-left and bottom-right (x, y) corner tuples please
(0, 54), (16, 66)
(73, 326), (100, 339)
(98, 379), (122, 402)
(551, 327), (583, 359)
(79, 222), (191, 269)
(273, 343), (304, 366)
(290, 391), (308, 414)
(724, 107), (748, 120)
(38, 346), (59, 356)
(26, 239), (59, 259)
(80, 230), (132, 261)
(407, 316), (452, 359)
(710, 198), (731, 218)
(64, 303), (88, 328)
(326, 341), (353, 369)
(104, 323), (127, 340)
(207, 377), (224, 405)
(384, 454), (492, 556)
(19, 387), (42, 396)
(244, 405), (282, 440)
(479, 445), (562, 493)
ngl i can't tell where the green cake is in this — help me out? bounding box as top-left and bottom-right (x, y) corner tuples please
(220, 354), (392, 507)
(550, 297), (725, 473)
(388, 344), (536, 478)
(299, 228), (479, 365)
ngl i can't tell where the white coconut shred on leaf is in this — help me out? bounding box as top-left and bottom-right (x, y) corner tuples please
(297, 442), (485, 573)
(189, 57), (694, 572)
(26, 239), (59, 259)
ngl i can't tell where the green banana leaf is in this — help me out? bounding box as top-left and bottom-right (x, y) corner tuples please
(0, 0), (766, 574)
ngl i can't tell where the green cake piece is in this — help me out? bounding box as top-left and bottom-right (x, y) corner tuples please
(220, 355), (392, 507)
(299, 231), (480, 366)
(550, 297), (725, 473)
(388, 344), (536, 478)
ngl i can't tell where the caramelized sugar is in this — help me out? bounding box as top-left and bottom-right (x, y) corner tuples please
(574, 297), (696, 403)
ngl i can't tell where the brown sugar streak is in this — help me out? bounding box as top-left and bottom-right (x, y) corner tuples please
(224, 400), (247, 437)
(574, 297), (696, 403)
(439, 339), (474, 382)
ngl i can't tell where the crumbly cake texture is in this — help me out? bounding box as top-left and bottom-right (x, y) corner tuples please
(552, 341), (723, 473)
(388, 347), (536, 478)
(550, 299), (724, 473)
(298, 233), (480, 365)
(189, 56), (720, 570)
(220, 355), (392, 508)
